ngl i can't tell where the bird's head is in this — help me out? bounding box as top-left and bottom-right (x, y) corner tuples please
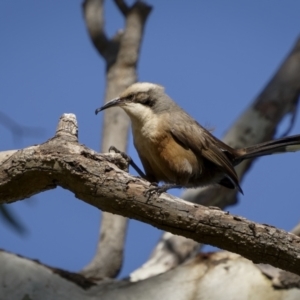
(95, 82), (173, 122)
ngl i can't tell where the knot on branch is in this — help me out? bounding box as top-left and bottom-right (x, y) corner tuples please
(55, 114), (78, 141)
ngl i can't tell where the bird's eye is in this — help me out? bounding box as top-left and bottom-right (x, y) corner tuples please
(136, 93), (154, 107)
(143, 99), (153, 106)
(127, 93), (135, 100)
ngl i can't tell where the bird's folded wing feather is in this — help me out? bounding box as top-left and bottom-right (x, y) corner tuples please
(169, 115), (239, 187)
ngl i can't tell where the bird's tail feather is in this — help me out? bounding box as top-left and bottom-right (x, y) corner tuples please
(234, 134), (300, 165)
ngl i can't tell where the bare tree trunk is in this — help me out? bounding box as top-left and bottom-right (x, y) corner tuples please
(81, 0), (151, 279)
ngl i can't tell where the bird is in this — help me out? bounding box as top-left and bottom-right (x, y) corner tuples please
(95, 82), (300, 194)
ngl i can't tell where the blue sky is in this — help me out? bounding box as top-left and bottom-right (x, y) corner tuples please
(1, 1), (300, 278)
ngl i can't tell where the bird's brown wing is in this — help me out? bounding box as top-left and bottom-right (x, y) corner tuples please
(170, 116), (241, 192)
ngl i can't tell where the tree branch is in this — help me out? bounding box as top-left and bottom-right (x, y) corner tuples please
(1, 114), (300, 276)
(82, 0), (111, 61)
(114, 0), (129, 16)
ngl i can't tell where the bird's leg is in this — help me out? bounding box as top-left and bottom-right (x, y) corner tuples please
(109, 146), (180, 195)
(145, 184), (182, 195)
(109, 146), (146, 178)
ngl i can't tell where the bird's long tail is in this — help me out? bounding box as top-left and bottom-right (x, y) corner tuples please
(233, 134), (300, 165)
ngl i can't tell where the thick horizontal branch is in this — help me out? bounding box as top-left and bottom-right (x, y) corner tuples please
(1, 114), (300, 275)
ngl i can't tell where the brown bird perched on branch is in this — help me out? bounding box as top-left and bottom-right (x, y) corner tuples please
(95, 82), (300, 194)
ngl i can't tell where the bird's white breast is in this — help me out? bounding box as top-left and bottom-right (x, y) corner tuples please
(123, 103), (160, 140)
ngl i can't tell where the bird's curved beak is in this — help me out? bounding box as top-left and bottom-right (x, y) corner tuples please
(95, 97), (125, 115)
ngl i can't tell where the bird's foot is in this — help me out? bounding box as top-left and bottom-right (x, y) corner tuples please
(109, 146), (130, 162)
(109, 146), (146, 178)
(144, 184), (181, 196)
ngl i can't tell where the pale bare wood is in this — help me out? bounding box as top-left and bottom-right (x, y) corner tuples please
(3, 250), (300, 300)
